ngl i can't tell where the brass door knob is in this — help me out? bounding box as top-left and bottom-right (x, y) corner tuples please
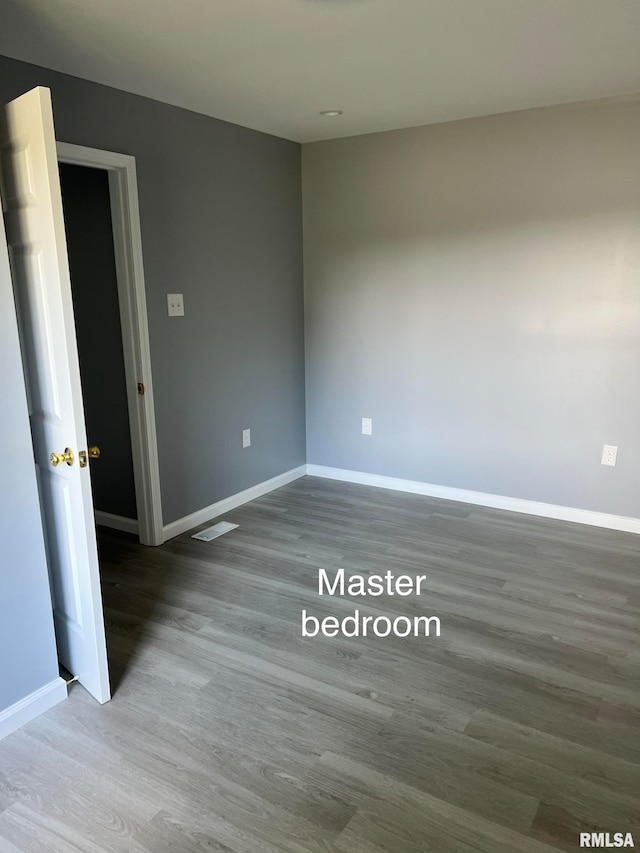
(50, 448), (75, 467)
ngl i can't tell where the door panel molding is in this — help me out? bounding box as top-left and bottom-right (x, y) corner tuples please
(57, 142), (163, 546)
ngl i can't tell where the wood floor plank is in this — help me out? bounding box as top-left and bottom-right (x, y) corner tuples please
(465, 710), (640, 795)
(0, 476), (637, 852)
(310, 752), (563, 853)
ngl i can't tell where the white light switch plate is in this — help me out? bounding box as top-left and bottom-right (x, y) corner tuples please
(242, 428), (251, 448)
(167, 293), (184, 316)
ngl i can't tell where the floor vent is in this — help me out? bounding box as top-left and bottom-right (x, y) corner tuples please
(191, 521), (239, 542)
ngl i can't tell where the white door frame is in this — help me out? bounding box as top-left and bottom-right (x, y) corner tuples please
(57, 142), (163, 547)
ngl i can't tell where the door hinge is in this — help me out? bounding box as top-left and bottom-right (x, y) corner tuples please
(137, 382), (145, 396)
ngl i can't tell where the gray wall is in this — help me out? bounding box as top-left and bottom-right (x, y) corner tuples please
(0, 53), (305, 526)
(303, 100), (640, 518)
(0, 212), (60, 713)
(60, 163), (137, 520)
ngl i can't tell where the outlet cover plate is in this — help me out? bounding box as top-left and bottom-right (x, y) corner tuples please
(601, 444), (618, 466)
(167, 293), (184, 316)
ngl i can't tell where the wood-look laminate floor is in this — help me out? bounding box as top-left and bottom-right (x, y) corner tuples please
(1, 476), (638, 852)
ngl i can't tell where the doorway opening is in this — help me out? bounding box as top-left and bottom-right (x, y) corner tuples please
(56, 143), (163, 547)
(60, 163), (137, 529)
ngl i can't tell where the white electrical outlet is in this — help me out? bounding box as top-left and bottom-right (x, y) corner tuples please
(601, 444), (618, 466)
(167, 293), (185, 316)
(362, 418), (372, 436)
(242, 428), (251, 448)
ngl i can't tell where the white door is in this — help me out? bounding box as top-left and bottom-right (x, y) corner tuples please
(0, 87), (110, 703)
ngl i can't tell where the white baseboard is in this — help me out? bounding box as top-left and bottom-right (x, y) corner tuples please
(0, 677), (67, 741)
(95, 511), (139, 535)
(306, 465), (640, 535)
(162, 465), (307, 541)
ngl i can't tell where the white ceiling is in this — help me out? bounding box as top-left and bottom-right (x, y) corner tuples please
(1, 0), (639, 142)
